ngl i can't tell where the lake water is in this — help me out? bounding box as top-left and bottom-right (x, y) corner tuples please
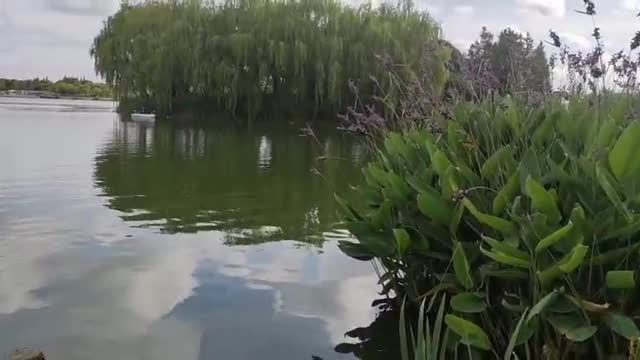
(0, 98), (383, 360)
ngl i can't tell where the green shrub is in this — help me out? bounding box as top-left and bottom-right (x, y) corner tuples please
(338, 96), (640, 359)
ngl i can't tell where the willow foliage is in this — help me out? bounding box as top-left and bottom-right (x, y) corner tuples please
(91, 0), (448, 116)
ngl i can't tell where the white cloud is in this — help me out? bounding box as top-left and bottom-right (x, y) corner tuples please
(424, 4), (441, 16)
(451, 38), (473, 51)
(519, 0), (566, 18)
(453, 5), (474, 16)
(46, 0), (119, 16)
(0, 0), (635, 81)
(622, 0), (640, 11)
(558, 31), (591, 49)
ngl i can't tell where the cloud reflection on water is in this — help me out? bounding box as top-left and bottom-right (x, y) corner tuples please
(0, 99), (377, 360)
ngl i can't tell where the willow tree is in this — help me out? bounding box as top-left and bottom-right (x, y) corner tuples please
(91, 0), (448, 117)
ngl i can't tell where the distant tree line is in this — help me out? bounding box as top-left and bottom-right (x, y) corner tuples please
(0, 77), (112, 98)
(445, 27), (551, 101)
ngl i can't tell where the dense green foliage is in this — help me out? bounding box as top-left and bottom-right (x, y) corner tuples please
(91, 0), (449, 116)
(338, 97), (640, 358)
(465, 28), (551, 98)
(0, 77), (112, 98)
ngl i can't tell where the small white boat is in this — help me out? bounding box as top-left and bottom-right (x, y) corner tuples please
(131, 113), (156, 122)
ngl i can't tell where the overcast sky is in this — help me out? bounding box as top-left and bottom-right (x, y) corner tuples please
(1, 0), (639, 81)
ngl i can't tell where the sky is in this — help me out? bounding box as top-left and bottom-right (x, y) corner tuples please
(1, 0), (639, 81)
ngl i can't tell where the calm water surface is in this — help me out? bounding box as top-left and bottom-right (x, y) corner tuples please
(0, 97), (381, 360)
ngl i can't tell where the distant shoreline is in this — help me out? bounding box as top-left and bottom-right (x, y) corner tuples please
(0, 93), (114, 102)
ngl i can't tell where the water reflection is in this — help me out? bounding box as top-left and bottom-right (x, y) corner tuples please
(94, 120), (365, 242)
(0, 96), (116, 113)
(0, 227), (379, 360)
(257, 135), (272, 170)
(335, 298), (401, 360)
(0, 100), (380, 360)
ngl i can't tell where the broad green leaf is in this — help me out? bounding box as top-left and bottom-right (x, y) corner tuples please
(393, 229), (411, 257)
(387, 172), (411, 202)
(492, 173), (520, 215)
(532, 111), (555, 147)
(554, 205), (586, 251)
(565, 326), (597, 342)
(535, 222), (574, 253)
(366, 164), (389, 187)
(539, 244), (588, 285)
(481, 235), (529, 260)
(606, 271), (636, 289)
(425, 137), (437, 159)
(503, 96), (518, 128)
(432, 151), (452, 177)
(444, 315), (492, 350)
(334, 194), (362, 221)
(447, 121), (464, 150)
(519, 148), (543, 181)
(384, 133), (409, 160)
(406, 176), (435, 194)
(515, 317), (537, 346)
(510, 196), (524, 218)
(527, 290), (560, 322)
(359, 184), (383, 206)
(479, 246), (529, 269)
(547, 157), (571, 182)
(596, 116), (617, 149)
(453, 241), (474, 289)
(605, 312), (640, 340)
(458, 163), (483, 185)
(525, 176), (561, 224)
(557, 244), (589, 273)
(547, 312), (584, 335)
(464, 199), (516, 234)
(538, 266), (563, 286)
(609, 122), (640, 179)
(569, 205), (586, 230)
(481, 145), (512, 179)
(377, 151), (394, 173)
(548, 314), (596, 342)
(596, 163), (633, 223)
(443, 166), (461, 197)
(450, 202), (465, 234)
(370, 200), (392, 229)
(417, 192), (453, 226)
(548, 298), (578, 314)
(338, 241), (374, 261)
(451, 293), (487, 313)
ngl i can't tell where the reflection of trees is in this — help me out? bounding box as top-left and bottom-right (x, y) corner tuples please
(93, 121), (364, 244)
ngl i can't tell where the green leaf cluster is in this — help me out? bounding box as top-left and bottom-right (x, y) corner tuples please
(339, 95), (640, 358)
